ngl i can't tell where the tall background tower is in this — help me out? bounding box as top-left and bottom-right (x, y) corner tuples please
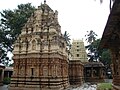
(69, 39), (88, 85)
(70, 39), (88, 63)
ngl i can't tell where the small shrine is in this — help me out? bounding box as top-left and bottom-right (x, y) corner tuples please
(9, 1), (69, 90)
(84, 62), (105, 82)
(99, 0), (120, 89)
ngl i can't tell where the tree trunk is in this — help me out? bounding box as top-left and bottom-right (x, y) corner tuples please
(110, 0), (112, 11)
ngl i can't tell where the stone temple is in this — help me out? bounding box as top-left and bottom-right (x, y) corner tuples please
(8, 1), (90, 90)
(69, 39), (87, 85)
(9, 1), (69, 90)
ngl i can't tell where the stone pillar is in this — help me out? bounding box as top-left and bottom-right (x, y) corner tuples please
(69, 60), (83, 85)
(110, 48), (120, 90)
(0, 68), (5, 86)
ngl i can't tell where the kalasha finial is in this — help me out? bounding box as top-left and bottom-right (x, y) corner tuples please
(44, 0), (46, 4)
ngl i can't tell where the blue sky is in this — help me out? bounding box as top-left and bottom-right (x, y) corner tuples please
(0, 0), (110, 41)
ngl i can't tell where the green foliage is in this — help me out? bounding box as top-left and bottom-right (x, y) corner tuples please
(99, 49), (112, 78)
(85, 30), (98, 62)
(100, 49), (111, 64)
(0, 3), (35, 65)
(63, 31), (71, 49)
(85, 30), (97, 44)
(9, 63), (13, 67)
(3, 77), (11, 85)
(97, 83), (112, 90)
(85, 30), (112, 72)
(1, 3), (35, 40)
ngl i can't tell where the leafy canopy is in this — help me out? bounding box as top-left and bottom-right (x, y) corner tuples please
(0, 3), (35, 66)
(85, 30), (98, 62)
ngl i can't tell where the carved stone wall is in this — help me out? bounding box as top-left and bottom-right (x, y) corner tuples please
(9, 1), (69, 90)
(84, 62), (105, 83)
(110, 48), (120, 90)
(69, 61), (83, 85)
(69, 39), (86, 85)
(10, 55), (69, 90)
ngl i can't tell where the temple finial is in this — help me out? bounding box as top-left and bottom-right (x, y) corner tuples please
(44, 0), (46, 4)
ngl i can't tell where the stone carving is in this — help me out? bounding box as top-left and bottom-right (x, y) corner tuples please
(32, 40), (36, 50)
(10, 1), (70, 90)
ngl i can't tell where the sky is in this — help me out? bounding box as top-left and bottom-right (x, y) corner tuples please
(0, 0), (110, 42)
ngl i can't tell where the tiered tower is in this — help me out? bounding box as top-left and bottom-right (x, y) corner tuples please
(69, 39), (87, 85)
(70, 39), (88, 63)
(9, 1), (69, 90)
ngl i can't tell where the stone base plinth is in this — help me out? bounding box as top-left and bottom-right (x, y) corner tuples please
(112, 84), (120, 90)
(69, 76), (83, 85)
(9, 87), (64, 90)
(9, 76), (69, 90)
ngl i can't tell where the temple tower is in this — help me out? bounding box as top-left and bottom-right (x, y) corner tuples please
(70, 39), (88, 63)
(9, 2), (69, 90)
(69, 39), (87, 85)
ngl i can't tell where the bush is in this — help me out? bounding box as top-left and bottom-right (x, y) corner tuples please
(3, 77), (11, 85)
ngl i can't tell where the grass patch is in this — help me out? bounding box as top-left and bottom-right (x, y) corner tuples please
(97, 83), (112, 90)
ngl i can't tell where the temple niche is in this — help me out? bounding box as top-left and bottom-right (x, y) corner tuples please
(9, 1), (69, 90)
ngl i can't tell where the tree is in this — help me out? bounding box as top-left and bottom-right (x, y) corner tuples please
(63, 31), (71, 50)
(87, 37), (112, 78)
(97, 0), (115, 10)
(0, 23), (12, 66)
(85, 30), (98, 62)
(85, 35), (112, 78)
(85, 30), (97, 44)
(63, 31), (71, 59)
(99, 48), (112, 78)
(0, 3), (35, 66)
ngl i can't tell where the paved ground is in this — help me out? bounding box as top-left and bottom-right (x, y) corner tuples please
(0, 84), (97, 90)
(66, 83), (97, 90)
(0, 85), (8, 90)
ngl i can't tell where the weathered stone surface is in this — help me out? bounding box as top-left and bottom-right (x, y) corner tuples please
(84, 62), (105, 83)
(70, 39), (88, 63)
(9, 1), (69, 90)
(99, 0), (120, 89)
(69, 40), (86, 85)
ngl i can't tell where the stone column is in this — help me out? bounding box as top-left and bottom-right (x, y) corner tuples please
(0, 69), (4, 85)
(110, 48), (120, 90)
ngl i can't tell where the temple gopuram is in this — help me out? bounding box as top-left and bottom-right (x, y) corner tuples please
(99, 0), (120, 90)
(9, 1), (69, 90)
(69, 40), (87, 85)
